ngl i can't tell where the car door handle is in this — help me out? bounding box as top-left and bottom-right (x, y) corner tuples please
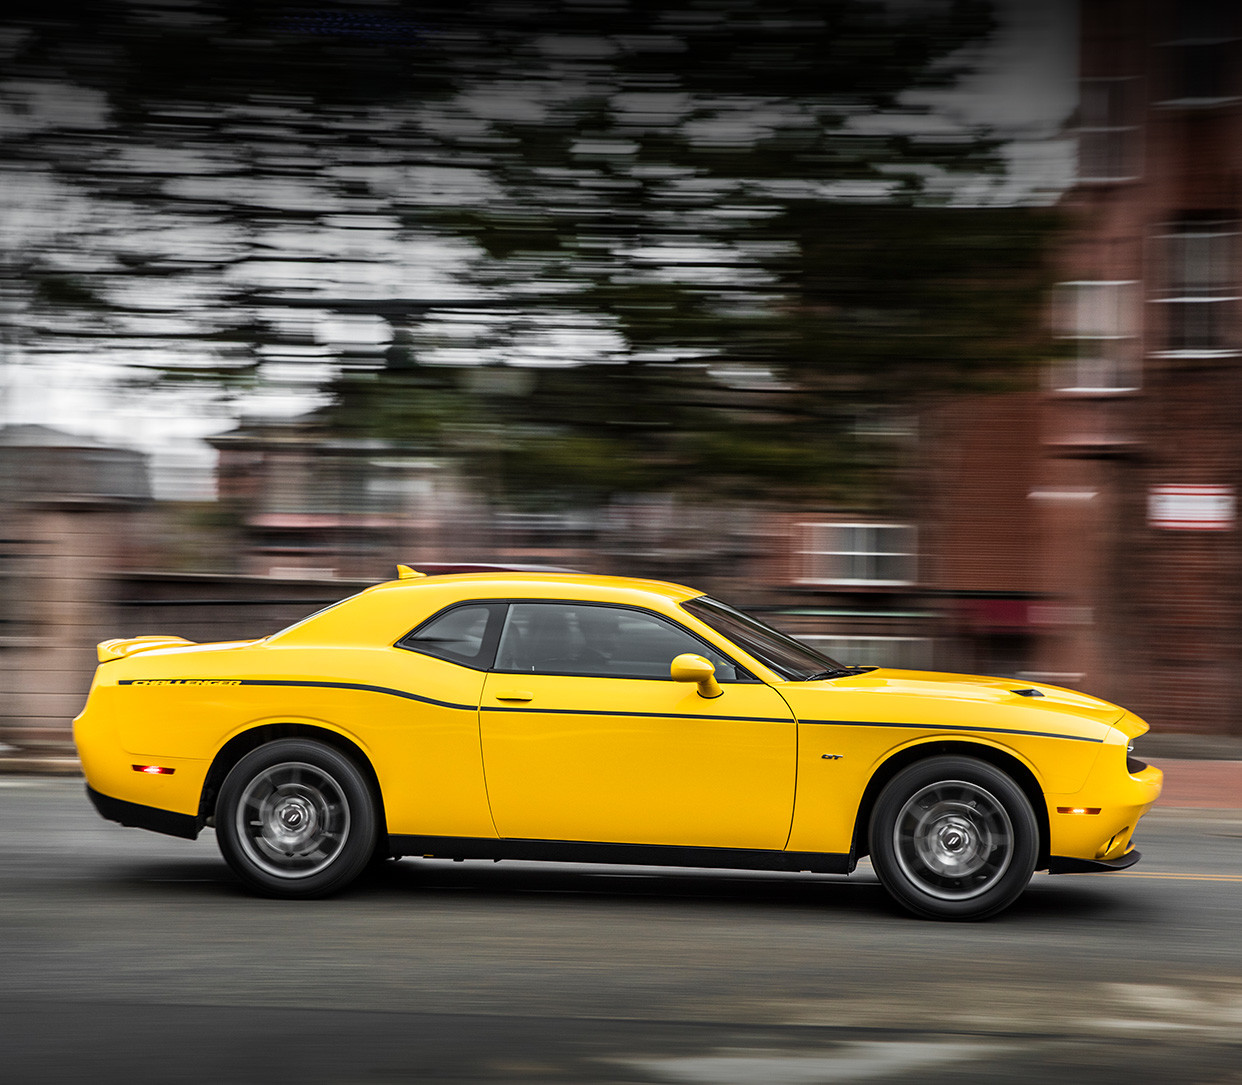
(494, 691), (534, 702)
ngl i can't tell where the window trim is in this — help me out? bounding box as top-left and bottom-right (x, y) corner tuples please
(394, 601), (507, 670)
(1077, 76), (1143, 184)
(680, 596), (845, 682)
(491, 595), (755, 680)
(1153, 221), (1238, 355)
(492, 599), (757, 683)
(399, 598), (757, 682)
(1051, 279), (1142, 392)
(796, 522), (917, 587)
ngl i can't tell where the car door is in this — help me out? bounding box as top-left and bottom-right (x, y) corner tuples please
(478, 601), (797, 850)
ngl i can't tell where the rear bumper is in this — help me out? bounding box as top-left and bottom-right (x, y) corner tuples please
(87, 785), (200, 840)
(1047, 849), (1142, 875)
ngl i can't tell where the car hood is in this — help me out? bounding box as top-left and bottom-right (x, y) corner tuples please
(780, 668), (1128, 731)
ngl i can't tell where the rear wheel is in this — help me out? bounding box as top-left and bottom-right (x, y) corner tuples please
(215, 739), (377, 898)
(869, 756), (1038, 920)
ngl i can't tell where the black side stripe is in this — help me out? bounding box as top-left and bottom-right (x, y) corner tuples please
(118, 678), (475, 714)
(117, 678), (1105, 743)
(800, 718), (1104, 743)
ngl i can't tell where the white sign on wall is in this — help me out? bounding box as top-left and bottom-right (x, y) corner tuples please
(1148, 485), (1235, 530)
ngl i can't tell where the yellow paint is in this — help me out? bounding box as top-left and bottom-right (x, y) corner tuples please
(73, 570), (1164, 866)
(478, 671), (795, 848)
(1044, 732), (1162, 859)
(669, 653), (724, 699)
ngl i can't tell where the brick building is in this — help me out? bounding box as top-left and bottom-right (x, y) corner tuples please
(793, 0), (1242, 737)
(210, 420), (468, 579)
(1028, 0), (1242, 735)
(0, 425), (154, 760)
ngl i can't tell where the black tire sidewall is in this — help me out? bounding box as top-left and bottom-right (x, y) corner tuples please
(869, 755), (1039, 920)
(216, 738), (378, 899)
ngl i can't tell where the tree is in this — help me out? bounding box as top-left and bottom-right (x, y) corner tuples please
(0, 0), (1057, 506)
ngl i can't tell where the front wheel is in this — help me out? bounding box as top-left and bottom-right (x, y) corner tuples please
(869, 756), (1038, 920)
(216, 739), (378, 899)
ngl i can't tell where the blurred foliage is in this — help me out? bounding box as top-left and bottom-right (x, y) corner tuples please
(0, 0), (1059, 507)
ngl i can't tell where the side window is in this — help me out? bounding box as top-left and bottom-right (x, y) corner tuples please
(396, 603), (502, 669)
(495, 602), (743, 681)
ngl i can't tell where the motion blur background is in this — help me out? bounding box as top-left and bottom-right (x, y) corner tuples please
(3, 0), (1241, 766)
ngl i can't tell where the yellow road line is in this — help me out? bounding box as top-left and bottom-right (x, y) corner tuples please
(1064, 871), (1242, 882)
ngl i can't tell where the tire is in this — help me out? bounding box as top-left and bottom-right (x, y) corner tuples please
(215, 739), (378, 899)
(868, 756), (1039, 920)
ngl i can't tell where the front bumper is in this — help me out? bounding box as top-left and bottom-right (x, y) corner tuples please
(1045, 737), (1163, 866)
(1047, 850), (1142, 875)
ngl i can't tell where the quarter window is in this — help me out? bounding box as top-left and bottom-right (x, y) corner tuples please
(494, 602), (742, 681)
(397, 603), (503, 668)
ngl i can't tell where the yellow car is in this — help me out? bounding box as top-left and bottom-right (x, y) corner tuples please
(74, 568), (1162, 919)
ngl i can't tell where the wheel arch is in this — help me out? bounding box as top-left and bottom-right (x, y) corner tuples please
(198, 722), (388, 839)
(850, 739), (1050, 870)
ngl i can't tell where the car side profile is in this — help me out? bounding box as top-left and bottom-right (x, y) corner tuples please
(74, 568), (1163, 919)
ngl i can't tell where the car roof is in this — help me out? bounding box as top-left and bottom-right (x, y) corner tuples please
(266, 570), (710, 647)
(376, 570), (703, 604)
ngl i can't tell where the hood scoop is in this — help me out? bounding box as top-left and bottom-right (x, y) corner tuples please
(1010, 688), (1045, 698)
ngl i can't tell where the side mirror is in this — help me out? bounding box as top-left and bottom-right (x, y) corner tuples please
(670, 653), (723, 699)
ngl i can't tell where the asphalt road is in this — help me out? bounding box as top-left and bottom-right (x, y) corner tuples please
(1, 779), (1239, 1085)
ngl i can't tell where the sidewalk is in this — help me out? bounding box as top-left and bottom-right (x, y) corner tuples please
(1147, 759), (1242, 811)
(1140, 733), (1242, 811)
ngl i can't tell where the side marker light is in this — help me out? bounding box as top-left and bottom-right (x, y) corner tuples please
(1056, 806), (1100, 815)
(132, 764), (175, 775)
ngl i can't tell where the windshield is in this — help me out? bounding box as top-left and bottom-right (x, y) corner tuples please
(681, 596), (848, 681)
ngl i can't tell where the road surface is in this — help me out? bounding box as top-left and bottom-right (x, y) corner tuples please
(1, 778), (1239, 1084)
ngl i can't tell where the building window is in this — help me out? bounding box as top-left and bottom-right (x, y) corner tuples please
(797, 635), (932, 670)
(1158, 1), (1240, 105)
(1052, 281), (1141, 390)
(0, 542), (36, 642)
(1155, 221), (1237, 356)
(1078, 78), (1141, 182)
(797, 523), (916, 586)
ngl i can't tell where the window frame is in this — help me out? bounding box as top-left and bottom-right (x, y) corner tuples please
(680, 596), (847, 681)
(1051, 279), (1141, 392)
(491, 599), (757, 683)
(394, 601), (507, 670)
(1155, 4), (1241, 108)
(1152, 220), (1239, 358)
(795, 522), (917, 587)
(1077, 76), (1143, 184)
(397, 598), (757, 682)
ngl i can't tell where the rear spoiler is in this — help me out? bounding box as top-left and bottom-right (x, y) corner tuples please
(97, 636), (195, 663)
